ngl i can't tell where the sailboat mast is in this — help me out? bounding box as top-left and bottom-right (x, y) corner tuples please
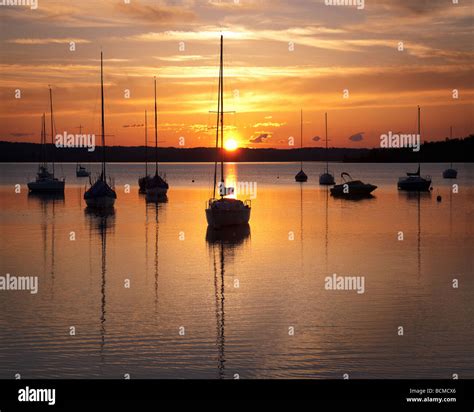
(145, 110), (148, 176)
(325, 112), (328, 173)
(154, 77), (158, 175)
(100, 52), (106, 179)
(212, 37), (222, 198)
(450, 125), (453, 168)
(49, 86), (55, 176)
(300, 109), (303, 170)
(417, 105), (421, 169)
(41, 113), (46, 167)
(219, 35), (224, 186)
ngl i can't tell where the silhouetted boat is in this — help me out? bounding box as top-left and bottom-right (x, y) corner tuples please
(76, 164), (90, 177)
(206, 35), (251, 229)
(295, 109), (308, 182)
(319, 112), (335, 185)
(331, 172), (377, 198)
(145, 77), (169, 200)
(84, 52), (117, 208)
(442, 126), (458, 179)
(398, 106), (431, 191)
(28, 89), (65, 194)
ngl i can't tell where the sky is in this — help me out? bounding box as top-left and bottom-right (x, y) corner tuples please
(0, 0), (473, 149)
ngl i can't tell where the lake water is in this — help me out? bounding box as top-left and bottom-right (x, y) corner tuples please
(0, 162), (473, 379)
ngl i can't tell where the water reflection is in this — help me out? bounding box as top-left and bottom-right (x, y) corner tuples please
(206, 225), (250, 378)
(145, 198), (167, 310)
(27, 193), (63, 296)
(84, 207), (115, 356)
(399, 191), (431, 277)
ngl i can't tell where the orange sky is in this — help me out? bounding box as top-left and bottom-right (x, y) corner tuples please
(0, 0), (473, 149)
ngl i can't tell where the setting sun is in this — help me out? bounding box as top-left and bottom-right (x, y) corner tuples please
(224, 138), (239, 151)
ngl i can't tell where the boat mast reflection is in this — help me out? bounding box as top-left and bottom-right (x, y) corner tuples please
(28, 192), (64, 296)
(146, 196), (167, 310)
(85, 207), (115, 356)
(206, 225), (250, 378)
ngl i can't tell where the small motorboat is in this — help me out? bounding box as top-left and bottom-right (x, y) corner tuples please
(330, 172), (377, 198)
(76, 164), (90, 177)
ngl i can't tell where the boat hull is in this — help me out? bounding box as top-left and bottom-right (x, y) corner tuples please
(295, 170), (308, 182)
(330, 183), (377, 198)
(76, 171), (90, 177)
(397, 178), (431, 191)
(145, 186), (168, 199)
(206, 207), (251, 228)
(442, 169), (457, 179)
(27, 179), (65, 193)
(319, 172), (335, 185)
(84, 195), (116, 208)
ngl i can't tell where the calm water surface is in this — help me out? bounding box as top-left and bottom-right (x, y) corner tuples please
(0, 162), (473, 378)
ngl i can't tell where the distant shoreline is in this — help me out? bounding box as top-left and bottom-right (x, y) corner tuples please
(0, 136), (472, 163)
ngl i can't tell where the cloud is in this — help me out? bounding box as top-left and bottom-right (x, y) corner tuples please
(253, 122), (286, 128)
(312, 136), (321, 142)
(115, 3), (196, 23)
(7, 38), (90, 45)
(122, 124), (144, 128)
(249, 133), (270, 143)
(349, 132), (364, 142)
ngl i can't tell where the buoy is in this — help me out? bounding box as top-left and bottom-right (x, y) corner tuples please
(437, 195), (442, 202)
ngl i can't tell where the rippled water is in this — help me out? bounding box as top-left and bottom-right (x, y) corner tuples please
(0, 162), (473, 379)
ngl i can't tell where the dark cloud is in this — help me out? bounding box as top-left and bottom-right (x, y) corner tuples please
(312, 136), (321, 142)
(249, 133), (270, 143)
(349, 132), (364, 142)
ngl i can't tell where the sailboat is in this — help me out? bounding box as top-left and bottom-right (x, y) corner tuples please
(138, 110), (151, 193)
(75, 124), (90, 177)
(397, 106), (432, 191)
(205, 35), (251, 229)
(145, 77), (169, 200)
(27, 88), (65, 193)
(442, 126), (457, 179)
(319, 112), (335, 185)
(295, 109), (308, 182)
(84, 52), (117, 208)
